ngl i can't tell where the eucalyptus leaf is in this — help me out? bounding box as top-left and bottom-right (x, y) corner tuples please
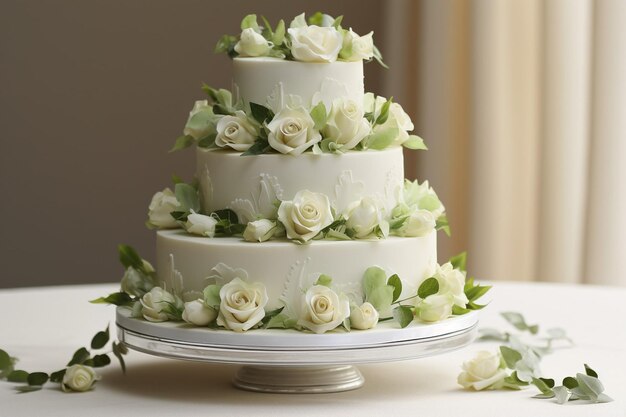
(27, 372), (48, 386)
(499, 346), (522, 369)
(403, 135), (427, 150)
(310, 102), (327, 131)
(368, 286), (394, 312)
(89, 292), (133, 307)
(7, 370), (29, 383)
(576, 373), (605, 398)
(393, 305), (414, 328)
(92, 354), (111, 368)
(49, 369), (66, 383)
(169, 135), (194, 153)
(531, 378), (553, 395)
(501, 312), (538, 334)
(67, 347), (90, 366)
(118, 244), (143, 270)
(584, 364), (598, 378)
(90, 325), (110, 350)
(175, 183), (200, 213)
(552, 386), (572, 404)
(16, 385), (42, 393)
(362, 266), (387, 299)
(417, 277), (439, 299)
(203, 285), (222, 309)
(0, 349), (12, 374)
(387, 274), (402, 303)
(478, 328), (508, 342)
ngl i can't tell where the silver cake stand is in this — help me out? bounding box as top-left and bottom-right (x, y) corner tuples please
(116, 307), (478, 394)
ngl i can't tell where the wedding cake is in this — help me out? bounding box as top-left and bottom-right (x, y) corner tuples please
(111, 12), (487, 335)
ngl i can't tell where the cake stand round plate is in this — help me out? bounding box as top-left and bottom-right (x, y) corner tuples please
(116, 307), (478, 394)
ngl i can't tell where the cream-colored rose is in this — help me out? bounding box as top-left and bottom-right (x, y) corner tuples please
(183, 100), (217, 140)
(458, 351), (507, 390)
(243, 219), (276, 242)
(216, 278), (268, 332)
(396, 209), (436, 237)
(182, 299), (217, 326)
(350, 302), (379, 330)
(278, 190), (334, 241)
(364, 93), (415, 147)
(185, 210), (217, 237)
(322, 98), (371, 150)
(345, 197), (386, 239)
(417, 293), (454, 322)
(121, 267), (155, 298)
(340, 29), (374, 61)
(267, 107), (321, 155)
(432, 262), (469, 308)
(140, 287), (180, 322)
(147, 188), (180, 229)
(234, 28), (270, 57)
(288, 25), (343, 62)
(298, 285), (350, 334)
(215, 110), (258, 151)
(61, 365), (100, 392)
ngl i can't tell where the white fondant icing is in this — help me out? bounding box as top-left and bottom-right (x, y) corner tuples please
(196, 148), (404, 215)
(232, 58), (364, 109)
(156, 230), (438, 310)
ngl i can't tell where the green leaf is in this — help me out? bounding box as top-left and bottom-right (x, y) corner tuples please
(27, 372), (48, 386)
(449, 252), (467, 272)
(7, 370), (29, 383)
(212, 103), (234, 116)
(169, 135), (194, 153)
(363, 266), (387, 299)
(67, 347), (90, 366)
(403, 135), (427, 150)
(308, 11), (324, 26)
(531, 377), (554, 395)
(465, 284), (491, 303)
(241, 138), (271, 156)
(452, 305), (471, 315)
(576, 373), (605, 399)
(553, 386), (572, 404)
(584, 364), (598, 378)
(175, 183), (200, 213)
(214, 35), (237, 55)
(90, 325), (110, 350)
(373, 44), (389, 69)
(0, 349), (12, 375)
(435, 215), (451, 236)
(393, 305), (414, 328)
(563, 376), (578, 389)
(92, 354), (111, 368)
(500, 346), (522, 369)
(273, 19), (286, 45)
(315, 274), (333, 287)
(249, 102), (275, 125)
(501, 311), (538, 334)
(49, 369), (66, 383)
(332, 15), (344, 29)
(89, 292), (133, 306)
(387, 274), (402, 303)
(375, 97), (393, 125)
(203, 285), (221, 309)
(309, 101), (327, 131)
(118, 244), (143, 270)
(363, 128), (399, 150)
(240, 14), (259, 31)
(213, 209), (239, 224)
(112, 342), (127, 374)
(368, 286), (394, 312)
(417, 277), (439, 299)
(16, 385), (42, 393)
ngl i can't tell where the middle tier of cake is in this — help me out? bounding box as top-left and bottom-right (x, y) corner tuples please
(157, 230), (437, 310)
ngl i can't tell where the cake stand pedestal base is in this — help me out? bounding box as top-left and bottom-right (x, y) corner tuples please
(234, 365), (364, 393)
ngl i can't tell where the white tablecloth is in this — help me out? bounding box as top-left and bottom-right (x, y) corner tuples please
(1, 282), (625, 417)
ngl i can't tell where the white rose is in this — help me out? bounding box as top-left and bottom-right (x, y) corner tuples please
(185, 210), (217, 237)
(216, 278), (268, 332)
(183, 100), (217, 140)
(215, 110), (258, 151)
(243, 219), (276, 242)
(278, 190), (334, 241)
(182, 299), (217, 326)
(147, 188), (180, 229)
(350, 302), (379, 330)
(140, 287), (180, 322)
(288, 26), (343, 62)
(61, 365), (99, 392)
(298, 285), (350, 334)
(417, 293), (454, 322)
(234, 28), (270, 57)
(396, 209), (436, 237)
(432, 262), (469, 308)
(267, 107), (321, 155)
(364, 94), (415, 147)
(322, 98), (371, 150)
(458, 351), (507, 390)
(345, 197), (386, 239)
(340, 29), (374, 61)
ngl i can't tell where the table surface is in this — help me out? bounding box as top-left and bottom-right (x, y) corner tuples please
(1, 282), (625, 417)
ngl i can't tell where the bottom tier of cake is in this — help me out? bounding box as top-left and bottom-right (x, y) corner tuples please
(156, 230), (437, 310)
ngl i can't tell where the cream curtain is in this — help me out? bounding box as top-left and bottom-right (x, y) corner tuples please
(383, 0), (626, 286)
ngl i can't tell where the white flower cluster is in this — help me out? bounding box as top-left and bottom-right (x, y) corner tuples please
(415, 262), (469, 322)
(234, 13), (374, 63)
(390, 179), (446, 238)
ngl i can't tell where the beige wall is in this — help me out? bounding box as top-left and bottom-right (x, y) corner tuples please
(0, 1), (388, 287)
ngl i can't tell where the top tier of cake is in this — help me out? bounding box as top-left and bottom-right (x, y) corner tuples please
(233, 57), (364, 109)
